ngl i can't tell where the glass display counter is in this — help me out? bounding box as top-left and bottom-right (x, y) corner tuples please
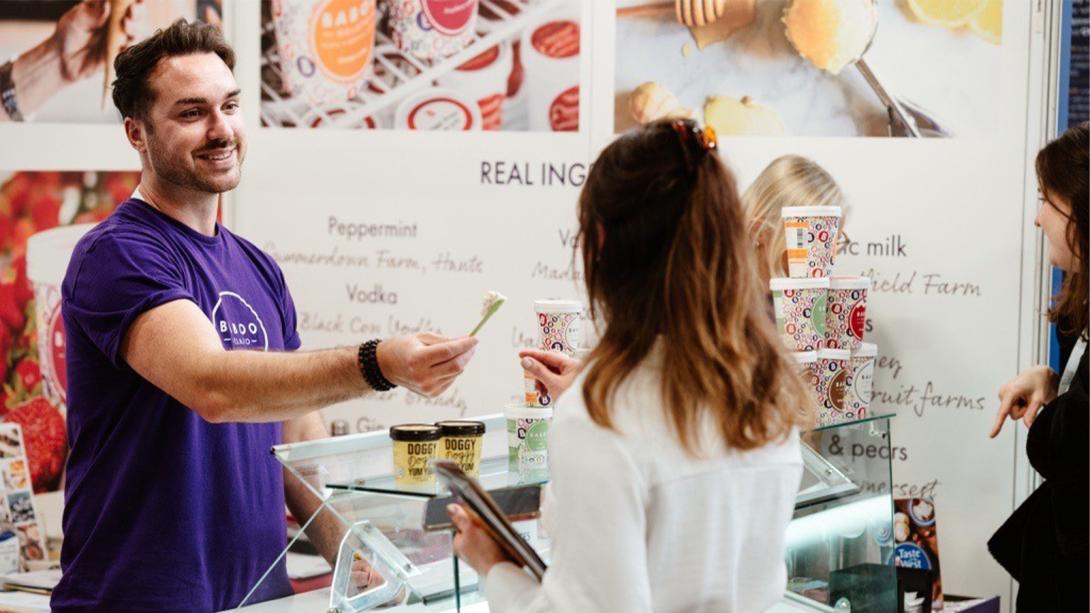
(237, 414), (897, 612)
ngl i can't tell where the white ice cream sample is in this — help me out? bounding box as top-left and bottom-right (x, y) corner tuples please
(783, 0), (878, 75)
(470, 291), (507, 336)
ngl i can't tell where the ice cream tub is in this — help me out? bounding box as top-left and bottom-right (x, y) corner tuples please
(394, 87), (483, 131)
(816, 348), (852, 426)
(825, 276), (870, 349)
(844, 342), (877, 420)
(534, 299), (582, 355)
(301, 104), (381, 130)
(792, 351), (820, 415)
(771, 277), (829, 352)
(436, 41), (513, 131)
(504, 404), (551, 475)
(390, 424), (441, 487)
(435, 420), (485, 477)
(523, 370), (552, 408)
(272, 0), (377, 106)
(388, 0), (479, 62)
(520, 4), (581, 131)
(27, 224), (97, 412)
(782, 206), (842, 278)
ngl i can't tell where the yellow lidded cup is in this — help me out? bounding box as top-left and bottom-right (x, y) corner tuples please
(435, 420), (486, 477)
(390, 424), (441, 487)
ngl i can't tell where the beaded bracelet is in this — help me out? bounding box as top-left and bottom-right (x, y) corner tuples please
(358, 339), (396, 392)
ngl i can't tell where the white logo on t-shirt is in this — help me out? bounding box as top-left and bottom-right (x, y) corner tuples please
(211, 291), (269, 351)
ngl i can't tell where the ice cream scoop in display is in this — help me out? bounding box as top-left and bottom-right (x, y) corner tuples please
(469, 291), (507, 336)
(782, 0), (943, 137)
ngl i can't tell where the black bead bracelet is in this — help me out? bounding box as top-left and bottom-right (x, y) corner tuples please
(358, 339), (396, 392)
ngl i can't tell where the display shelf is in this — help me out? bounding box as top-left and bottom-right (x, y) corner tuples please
(326, 455), (548, 498)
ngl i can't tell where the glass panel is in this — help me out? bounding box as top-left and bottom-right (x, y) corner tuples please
(786, 416), (897, 611)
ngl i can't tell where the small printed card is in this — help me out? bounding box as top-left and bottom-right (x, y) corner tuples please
(0, 424), (47, 572)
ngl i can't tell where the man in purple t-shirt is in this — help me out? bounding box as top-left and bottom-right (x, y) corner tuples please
(51, 21), (478, 612)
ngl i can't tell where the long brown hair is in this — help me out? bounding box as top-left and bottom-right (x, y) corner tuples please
(1036, 122), (1088, 336)
(578, 119), (812, 454)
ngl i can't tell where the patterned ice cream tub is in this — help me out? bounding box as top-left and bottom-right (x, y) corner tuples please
(388, 0), (479, 62)
(825, 276), (870, 349)
(771, 277), (829, 352)
(816, 348), (852, 426)
(783, 206), (842, 278)
(844, 342), (877, 420)
(272, 0), (377, 107)
(27, 224), (97, 412)
(534, 299), (582, 355)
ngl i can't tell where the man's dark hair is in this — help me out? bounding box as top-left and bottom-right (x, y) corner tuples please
(112, 19), (235, 121)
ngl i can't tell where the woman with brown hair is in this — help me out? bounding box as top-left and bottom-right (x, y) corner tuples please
(448, 119), (812, 612)
(988, 122), (1088, 611)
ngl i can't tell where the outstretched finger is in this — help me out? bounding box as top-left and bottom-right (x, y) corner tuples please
(419, 337), (478, 366)
(990, 394), (1016, 438)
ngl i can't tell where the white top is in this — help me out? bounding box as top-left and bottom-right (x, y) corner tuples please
(484, 348), (804, 613)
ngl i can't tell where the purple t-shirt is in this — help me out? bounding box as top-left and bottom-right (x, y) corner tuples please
(52, 199), (301, 612)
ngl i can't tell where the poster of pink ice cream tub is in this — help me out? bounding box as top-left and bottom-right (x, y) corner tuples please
(783, 206), (842, 278)
(825, 276), (870, 349)
(815, 348), (852, 426)
(389, 0), (480, 62)
(436, 41), (514, 131)
(27, 224), (97, 412)
(521, 4), (581, 132)
(771, 277), (828, 352)
(272, 0), (378, 107)
(844, 342), (877, 420)
(394, 87), (483, 130)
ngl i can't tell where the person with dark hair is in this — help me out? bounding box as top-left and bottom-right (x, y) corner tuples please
(448, 119), (812, 612)
(988, 122), (1088, 611)
(52, 20), (478, 611)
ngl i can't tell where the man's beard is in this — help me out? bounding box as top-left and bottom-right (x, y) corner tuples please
(146, 132), (242, 194)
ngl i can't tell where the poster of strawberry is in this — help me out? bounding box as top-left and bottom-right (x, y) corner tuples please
(0, 170), (138, 493)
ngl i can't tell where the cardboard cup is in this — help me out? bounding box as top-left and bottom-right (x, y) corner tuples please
(845, 342), (877, 420)
(816, 348), (852, 426)
(437, 42), (513, 130)
(504, 403), (552, 474)
(521, 3), (581, 131)
(534, 299), (582, 355)
(771, 277), (829, 352)
(782, 206), (842, 278)
(27, 224), (97, 412)
(826, 276), (870, 349)
(394, 87), (483, 131)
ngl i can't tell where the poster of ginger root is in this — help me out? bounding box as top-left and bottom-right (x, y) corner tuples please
(615, 0), (1003, 138)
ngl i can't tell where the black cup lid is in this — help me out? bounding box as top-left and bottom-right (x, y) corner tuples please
(435, 420), (486, 436)
(389, 424), (441, 441)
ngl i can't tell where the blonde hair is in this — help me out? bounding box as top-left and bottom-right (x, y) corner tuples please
(742, 156), (845, 279)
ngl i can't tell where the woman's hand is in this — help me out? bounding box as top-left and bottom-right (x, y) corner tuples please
(52, 0), (146, 83)
(448, 504), (513, 576)
(990, 365), (1058, 437)
(520, 349), (583, 401)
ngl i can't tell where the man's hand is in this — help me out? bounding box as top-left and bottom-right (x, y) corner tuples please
(448, 503), (513, 576)
(52, 0), (145, 83)
(519, 349), (583, 401)
(376, 333), (478, 397)
(990, 365), (1058, 438)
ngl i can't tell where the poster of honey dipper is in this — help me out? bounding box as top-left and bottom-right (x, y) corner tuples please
(615, 0), (1003, 138)
(260, 0), (585, 132)
(0, 0), (223, 124)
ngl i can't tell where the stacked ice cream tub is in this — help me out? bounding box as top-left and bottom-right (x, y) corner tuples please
(504, 300), (581, 479)
(770, 207), (876, 427)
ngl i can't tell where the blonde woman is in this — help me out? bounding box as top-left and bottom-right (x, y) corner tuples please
(742, 155), (845, 284)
